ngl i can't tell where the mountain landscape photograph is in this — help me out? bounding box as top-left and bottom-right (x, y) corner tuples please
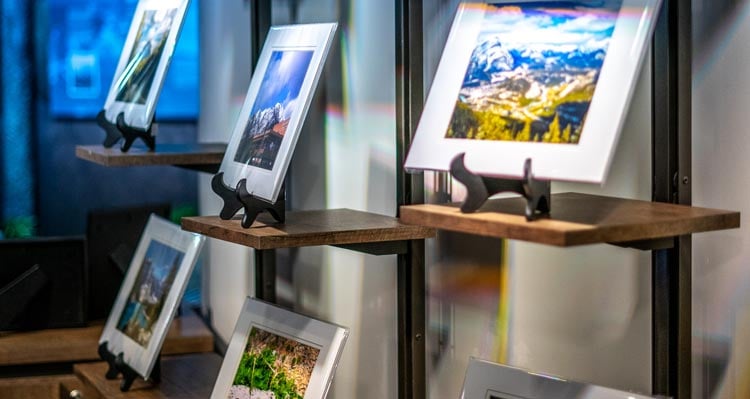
(115, 8), (178, 105)
(234, 50), (313, 170)
(117, 240), (184, 347)
(446, 1), (622, 144)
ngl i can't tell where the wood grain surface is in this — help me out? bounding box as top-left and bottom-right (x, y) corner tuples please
(182, 208), (436, 250)
(0, 313), (213, 367)
(73, 353), (222, 399)
(75, 143), (226, 167)
(399, 192), (740, 247)
(0, 375), (77, 399)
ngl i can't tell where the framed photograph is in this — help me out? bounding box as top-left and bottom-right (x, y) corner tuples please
(219, 23), (337, 203)
(99, 214), (205, 379)
(405, 0), (661, 184)
(103, 0), (190, 129)
(462, 358), (659, 399)
(211, 298), (348, 399)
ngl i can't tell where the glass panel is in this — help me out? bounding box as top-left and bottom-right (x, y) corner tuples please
(271, 1), (398, 398)
(421, 1), (652, 397)
(693, 1), (750, 397)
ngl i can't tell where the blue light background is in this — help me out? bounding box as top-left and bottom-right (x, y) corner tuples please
(1, 0), (34, 222)
(47, 0), (199, 119)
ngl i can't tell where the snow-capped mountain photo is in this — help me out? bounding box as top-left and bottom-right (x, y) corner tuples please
(446, 1), (622, 144)
(234, 50), (313, 170)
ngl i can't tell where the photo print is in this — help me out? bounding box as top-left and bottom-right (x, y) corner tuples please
(116, 239), (185, 347)
(405, 0), (660, 182)
(228, 327), (321, 399)
(115, 7), (178, 105)
(447, 1), (621, 145)
(233, 50), (314, 171)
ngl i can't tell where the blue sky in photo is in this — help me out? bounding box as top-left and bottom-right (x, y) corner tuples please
(251, 50), (314, 119)
(480, 1), (622, 51)
(142, 240), (184, 281)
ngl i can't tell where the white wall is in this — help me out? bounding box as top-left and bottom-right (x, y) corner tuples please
(198, 0), (253, 343)
(507, 56), (653, 393)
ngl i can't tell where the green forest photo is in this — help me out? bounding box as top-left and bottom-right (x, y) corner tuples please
(228, 327), (320, 399)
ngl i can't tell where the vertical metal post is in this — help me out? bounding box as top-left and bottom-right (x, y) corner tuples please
(250, 0), (272, 71)
(254, 249), (277, 302)
(651, 0), (691, 397)
(396, 1), (426, 399)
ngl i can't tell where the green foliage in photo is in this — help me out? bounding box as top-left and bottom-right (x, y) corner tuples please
(233, 348), (303, 399)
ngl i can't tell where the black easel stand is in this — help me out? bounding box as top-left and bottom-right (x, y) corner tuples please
(96, 110), (156, 152)
(450, 153), (551, 221)
(98, 342), (161, 392)
(211, 172), (286, 228)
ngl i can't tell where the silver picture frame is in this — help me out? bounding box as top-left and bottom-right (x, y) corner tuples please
(103, 0), (190, 130)
(218, 23), (337, 203)
(211, 298), (348, 399)
(462, 358), (661, 399)
(98, 214), (205, 379)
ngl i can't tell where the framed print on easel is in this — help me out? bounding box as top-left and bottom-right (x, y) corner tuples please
(217, 23), (337, 204)
(99, 0), (190, 150)
(98, 214), (204, 390)
(211, 298), (348, 399)
(405, 0), (661, 184)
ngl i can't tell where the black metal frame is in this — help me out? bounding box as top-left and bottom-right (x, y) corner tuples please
(392, 0), (693, 398)
(651, 0), (692, 398)
(396, 2), (426, 399)
(250, 0), (696, 397)
(245, 2), (430, 398)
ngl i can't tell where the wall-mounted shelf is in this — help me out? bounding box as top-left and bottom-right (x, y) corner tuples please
(75, 143), (226, 173)
(400, 192), (740, 249)
(73, 353), (222, 399)
(0, 313), (213, 367)
(182, 208), (435, 254)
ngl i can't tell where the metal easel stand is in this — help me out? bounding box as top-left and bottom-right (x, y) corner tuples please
(449, 153), (551, 220)
(96, 110), (156, 152)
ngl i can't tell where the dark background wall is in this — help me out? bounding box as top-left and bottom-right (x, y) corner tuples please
(35, 120), (198, 236)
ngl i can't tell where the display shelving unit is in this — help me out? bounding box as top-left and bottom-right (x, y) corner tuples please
(71, 2), (438, 399)
(394, 0), (721, 398)
(67, 0), (712, 398)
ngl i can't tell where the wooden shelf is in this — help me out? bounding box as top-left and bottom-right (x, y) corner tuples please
(182, 209), (435, 251)
(399, 192), (740, 247)
(73, 353), (222, 399)
(75, 143), (226, 173)
(0, 313), (214, 367)
(0, 374), (85, 398)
